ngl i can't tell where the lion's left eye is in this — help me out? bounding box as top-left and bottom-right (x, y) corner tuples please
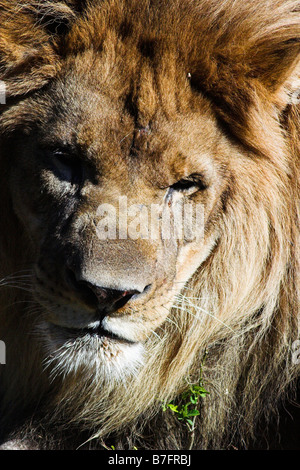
(171, 175), (207, 194)
(51, 150), (83, 185)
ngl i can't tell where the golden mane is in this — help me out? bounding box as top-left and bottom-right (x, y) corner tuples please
(0, 0), (299, 450)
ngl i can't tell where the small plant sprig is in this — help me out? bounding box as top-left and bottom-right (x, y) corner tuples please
(162, 351), (209, 448)
(101, 442), (138, 451)
(162, 381), (209, 431)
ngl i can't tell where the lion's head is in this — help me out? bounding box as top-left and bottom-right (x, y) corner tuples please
(0, 0), (299, 450)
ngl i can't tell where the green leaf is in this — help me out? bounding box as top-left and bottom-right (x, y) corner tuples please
(167, 404), (179, 413)
(186, 409), (200, 417)
(198, 386), (209, 393)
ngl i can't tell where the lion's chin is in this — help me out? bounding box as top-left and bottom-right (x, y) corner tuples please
(39, 322), (145, 382)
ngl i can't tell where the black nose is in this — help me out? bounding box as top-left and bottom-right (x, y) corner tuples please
(65, 268), (140, 314)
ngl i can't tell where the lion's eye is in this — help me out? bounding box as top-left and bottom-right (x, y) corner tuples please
(171, 175), (207, 194)
(51, 150), (83, 185)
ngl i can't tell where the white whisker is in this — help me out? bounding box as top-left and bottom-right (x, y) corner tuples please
(173, 297), (234, 332)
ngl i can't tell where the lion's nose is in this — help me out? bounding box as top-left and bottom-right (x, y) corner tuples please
(81, 282), (139, 314)
(65, 268), (140, 314)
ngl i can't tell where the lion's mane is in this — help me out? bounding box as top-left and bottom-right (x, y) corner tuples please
(0, 0), (299, 450)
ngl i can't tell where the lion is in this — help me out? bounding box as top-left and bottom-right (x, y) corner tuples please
(0, 0), (299, 450)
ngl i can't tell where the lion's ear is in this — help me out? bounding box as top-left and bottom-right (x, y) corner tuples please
(0, 1), (79, 99)
(250, 38), (300, 110)
(272, 54), (300, 110)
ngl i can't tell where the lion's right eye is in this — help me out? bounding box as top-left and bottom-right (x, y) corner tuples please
(51, 150), (83, 185)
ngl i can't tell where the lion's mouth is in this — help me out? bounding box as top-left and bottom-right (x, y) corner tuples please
(49, 321), (137, 345)
(41, 319), (145, 379)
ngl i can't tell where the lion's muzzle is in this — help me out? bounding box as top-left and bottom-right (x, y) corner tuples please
(65, 266), (144, 316)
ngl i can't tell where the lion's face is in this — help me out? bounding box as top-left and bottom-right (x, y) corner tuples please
(0, 0), (299, 451)
(8, 50), (230, 379)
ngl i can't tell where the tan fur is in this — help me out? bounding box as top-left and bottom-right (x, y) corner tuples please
(0, 0), (299, 450)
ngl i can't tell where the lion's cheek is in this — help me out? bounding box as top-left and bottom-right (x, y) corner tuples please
(174, 233), (219, 286)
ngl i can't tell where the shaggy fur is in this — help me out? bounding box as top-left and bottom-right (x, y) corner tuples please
(0, 0), (299, 450)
